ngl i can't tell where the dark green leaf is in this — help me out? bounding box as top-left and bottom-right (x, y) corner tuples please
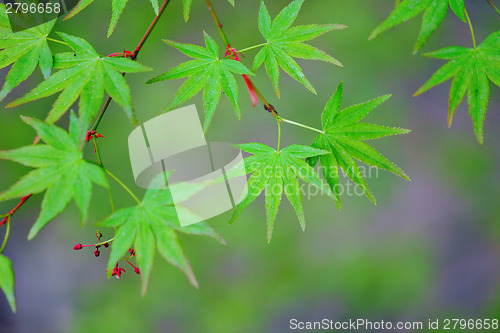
(0, 255), (16, 313)
(228, 142), (335, 240)
(258, 1), (271, 40)
(414, 0), (448, 53)
(150, 34), (254, 130)
(109, 0), (128, 37)
(415, 34), (499, 143)
(65, 0), (158, 36)
(310, 87), (410, 205)
(7, 33), (150, 126)
(0, 20), (55, 101)
(255, 1), (344, 94)
(97, 173), (223, 293)
(0, 118), (108, 239)
(370, 0), (469, 51)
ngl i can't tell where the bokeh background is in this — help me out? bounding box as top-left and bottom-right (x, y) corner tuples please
(0, 0), (499, 332)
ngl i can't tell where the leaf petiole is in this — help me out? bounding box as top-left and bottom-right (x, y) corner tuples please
(464, 9), (477, 49)
(206, 0), (230, 46)
(237, 43), (269, 54)
(93, 138), (115, 212)
(93, 136), (103, 165)
(276, 117), (282, 151)
(277, 116), (324, 134)
(103, 168), (142, 206)
(0, 217), (11, 254)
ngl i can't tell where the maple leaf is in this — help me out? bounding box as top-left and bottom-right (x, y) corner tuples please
(6, 32), (151, 129)
(414, 32), (500, 144)
(0, 19), (55, 100)
(65, 0), (160, 37)
(97, 174), (224, 295)
(0, 113), (108, 240)
(307, 82), (411, 206)
(147, 32), (254, 131)
(253, 0), (345, 96)
(228, 143), (336, 242)
(0, 255), (15, 313)
(369, 0), (466, 53)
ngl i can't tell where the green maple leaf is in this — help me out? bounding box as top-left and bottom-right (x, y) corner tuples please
(96, 174), (224, 295)
(414, 32), (500, 144)
(65, 0), (160, 37)
(6, 32), (151, 129)
(0, 19), (55, 101)
(0, 4), (11, 36)
(228, 142), (336, 242)
(183, 0), (235, 22)
(253, 0), (345, 97)
(369, 0), (466, 53)
(307, 82), (411, 206)
(0, 254), (16, 313)
(146, 32), (254, 131)
(0, 114), (108, 240)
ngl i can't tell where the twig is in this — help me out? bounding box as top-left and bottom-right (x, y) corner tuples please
(205, 0), (230, 46)
(486, 0), (500, 15)
(133, 0), (172, 60)
(91, 0), (172, 132)
(0, 194), (33, 227)
(204, 0), (279, 119)
(18, 2), (172, 227)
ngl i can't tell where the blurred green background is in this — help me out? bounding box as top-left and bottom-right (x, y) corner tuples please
(0, 0), (499, 332)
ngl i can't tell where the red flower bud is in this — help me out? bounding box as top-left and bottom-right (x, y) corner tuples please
(128, 248), (135, 256)
(103, 242), (109, 248)
(110, 264), (126, 278)
(134, 267), (140, 275)
(73, 244), (83, 250)
(85, 131), (104, 143)
(225, 45), (259, 108)
(85, 131), (94, 142)
(94, 248), (100, 257)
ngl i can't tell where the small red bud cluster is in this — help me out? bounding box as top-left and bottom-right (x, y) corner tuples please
(108, 48), (135, 59)
(106, 248), (140, 279)
(72, 230), (109, 257)
(85, 131), (104, 154)
(74, 232), (140, 280)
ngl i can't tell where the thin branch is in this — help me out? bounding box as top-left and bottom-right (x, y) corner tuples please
(91, 0), (172, 132)
(0, 194), (33, 227)
(204, 0), (279, 119)
(14, 2), (172, 227)
(252, 82), (279, 118)
(133, 0), (172, 60)
(205, 0), (230, 46)
(91, 96), (112, 132)
(486, 0), (500, 15)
